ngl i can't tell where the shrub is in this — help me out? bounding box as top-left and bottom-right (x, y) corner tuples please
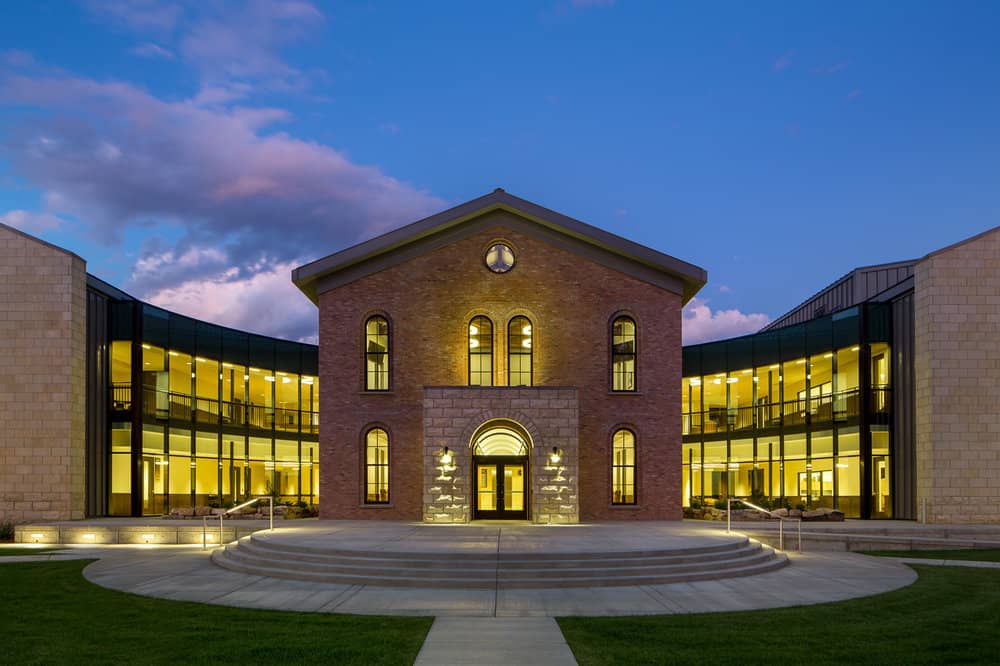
(0, 520), (15, 542)
(690, 499), (703, 510)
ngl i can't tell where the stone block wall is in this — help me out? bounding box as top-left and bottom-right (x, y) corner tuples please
(422, 386), (579, 523)
(914, 226), (1000, 523)
(0, 224), (87, 522)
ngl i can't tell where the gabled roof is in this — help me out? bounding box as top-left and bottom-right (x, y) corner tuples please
(292, 188), (707, 304)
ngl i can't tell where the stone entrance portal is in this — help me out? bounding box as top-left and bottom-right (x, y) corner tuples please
(422, 387), (579, 523)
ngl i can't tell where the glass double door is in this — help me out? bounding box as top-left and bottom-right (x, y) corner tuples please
(474, 457), (527, 520)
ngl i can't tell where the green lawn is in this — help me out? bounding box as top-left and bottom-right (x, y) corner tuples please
(0, 546), (66, 556)
(863, 548), (1000, 562)
(558, 566), (1000, 665)
(0, 560), (432, 666)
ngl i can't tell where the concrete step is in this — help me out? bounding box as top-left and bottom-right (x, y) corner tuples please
(211, 548), (787, 588)
(218, 543), (776, 580)
(211, 534), (788, 588)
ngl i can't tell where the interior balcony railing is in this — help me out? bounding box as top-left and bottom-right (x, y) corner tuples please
(115, 388), (319, 434)
(682, 387), (889, 436)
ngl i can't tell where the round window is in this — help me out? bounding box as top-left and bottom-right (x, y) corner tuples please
(484, 243), (515, 273)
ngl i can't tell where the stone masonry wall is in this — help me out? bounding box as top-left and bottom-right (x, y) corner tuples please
(914, 226), (1000, 523)
(0, 224), (87, 522)
(422, 386), (579, 523)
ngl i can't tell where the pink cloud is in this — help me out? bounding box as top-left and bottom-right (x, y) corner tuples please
(131, 42), (175, 60)
(773, 50), (794, 72)
(144, 258), (318, 342)
(682, 298), (770, 345)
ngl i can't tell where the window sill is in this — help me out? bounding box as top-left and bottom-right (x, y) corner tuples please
(608, 391), (643, 396)
(360, 503), (394, 509)
(360, 391), (394, 396)
(609, 503), (641, 509)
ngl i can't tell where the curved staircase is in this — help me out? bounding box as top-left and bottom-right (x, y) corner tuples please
(211, 532), (787, 588)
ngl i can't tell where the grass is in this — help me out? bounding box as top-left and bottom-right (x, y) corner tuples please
(558, 566), (1000, 665)
(863, 548), (1000, 562)
(0, 546), (66, 556)
(0, 560), (432, 665)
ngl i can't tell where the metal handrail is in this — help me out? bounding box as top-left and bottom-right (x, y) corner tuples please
(726, 498), (802, 552)
(202, 496), (273, 550)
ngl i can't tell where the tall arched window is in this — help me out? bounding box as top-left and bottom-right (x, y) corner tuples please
(612, 429), (636, 505)
(364, 316), (389, 391)
(469, 315), (493, 386)
(612, 316), (636, 391)
(365, 427), (389, 504)
(508, 316), (532, 386)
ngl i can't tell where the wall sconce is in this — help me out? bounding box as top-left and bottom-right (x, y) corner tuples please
(440, 446), (453, 466)
(549, 447), (562, 464)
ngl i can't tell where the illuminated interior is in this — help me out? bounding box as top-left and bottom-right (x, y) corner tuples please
(107, 301), (320, 516)
(681, 305), (894, 518)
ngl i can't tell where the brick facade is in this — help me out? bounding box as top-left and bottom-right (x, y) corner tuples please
(914, 226), (1000, 523)
(314, 208), (686, 522)
(0, 224), (87, 522)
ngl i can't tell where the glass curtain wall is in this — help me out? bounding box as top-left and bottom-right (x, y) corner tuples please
(108, 301), (320, 516)
(681, 305), (892, 518)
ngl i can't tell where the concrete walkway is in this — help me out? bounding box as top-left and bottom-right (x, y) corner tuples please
(415, 617), (576, 666)
(72, 546), (915, 616)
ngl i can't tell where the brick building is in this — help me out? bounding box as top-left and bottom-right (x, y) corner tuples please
(292, 189), (707, 522)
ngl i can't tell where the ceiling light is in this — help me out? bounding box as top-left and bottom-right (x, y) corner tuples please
(470, 339), (479, 348)
(523, 325), (532, 336)
(522, 339), (531, 348)
(264, 376), (275, 382)
(726, 377), (738, 383)
(713, 378), (721, 384)
(469, 324), (478, 335)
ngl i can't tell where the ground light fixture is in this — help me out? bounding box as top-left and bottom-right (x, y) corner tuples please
(550, 447), (562, 464)
(440, 447), (453, 465)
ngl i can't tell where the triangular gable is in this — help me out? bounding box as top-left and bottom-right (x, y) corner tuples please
(292, 189), (707, 305)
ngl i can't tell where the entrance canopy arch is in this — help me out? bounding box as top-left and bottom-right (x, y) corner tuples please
(471, 420), (531, 457)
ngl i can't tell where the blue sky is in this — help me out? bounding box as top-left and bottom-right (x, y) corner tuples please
(1, 1), (998, 343)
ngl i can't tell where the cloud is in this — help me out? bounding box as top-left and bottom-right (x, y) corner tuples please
(0, 209), (64, 233)
(378, 122), (401, 135)
(85, 1), (325, 93)
(143, 257), (319, 342)
(811, 61), (849, 75)
(179, 0), (324, 91)
(131, 42), (175, 60)
(718, 285), (731, 294)
(846, 88), (862, 101)
(682, 298), (770, 345)
(571, 0), (616, 8)
(84, 0), (184, 35)
(0, 69), (443, 337)
(773, 50), (794, 72)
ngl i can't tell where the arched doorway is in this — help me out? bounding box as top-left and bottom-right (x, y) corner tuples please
(471, 422), (530, 520)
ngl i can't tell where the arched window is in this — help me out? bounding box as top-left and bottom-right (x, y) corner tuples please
(508, 316), (532, 386)
(364, 316), (389, 391)
(612, 316), (636, 391)
(468, 316), (493, 386)
(612, 429), (636, 505)
(365, 428), (389, 504)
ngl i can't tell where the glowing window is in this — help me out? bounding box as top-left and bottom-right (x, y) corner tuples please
(508, 316), (532, 386)
(611, 316), (636, 391)
(612, 429), (636, 505)
(469, 316), (493, 386)
(365, 316), (390, 391)
(365, 428), (389, 504)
